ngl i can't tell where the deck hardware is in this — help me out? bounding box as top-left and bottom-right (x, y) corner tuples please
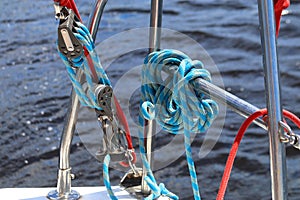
(279, 121), (300, 150)
(94, 84), (129, 163)
(57, 8), (83, 59)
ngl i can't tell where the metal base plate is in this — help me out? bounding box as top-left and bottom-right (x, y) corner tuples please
(47, 189), (80, 200)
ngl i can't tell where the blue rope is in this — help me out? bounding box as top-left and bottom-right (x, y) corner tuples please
(139, 49), (219, 200)
(103, 155), (118, 200)
(58, 22), (111, 110)
(57, 21), (218, 200)
(58, 22), (118, 199)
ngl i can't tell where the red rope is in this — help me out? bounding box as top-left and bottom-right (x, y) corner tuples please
(54, 0), (81, 20)
(115, 96), (137, 167)
(216, 2), (292, 195)
(273, 0), (290, 37)
(216, 109), (300, 200)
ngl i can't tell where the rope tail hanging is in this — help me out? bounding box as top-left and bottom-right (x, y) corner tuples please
(139, 49), (219, 200)
(103, 155), (118, 200)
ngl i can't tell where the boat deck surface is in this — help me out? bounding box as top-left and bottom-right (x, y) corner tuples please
(0, 186), (136, 200)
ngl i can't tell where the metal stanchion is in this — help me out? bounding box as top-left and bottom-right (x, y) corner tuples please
(141, 0), (163, 195)
(48, 1), (108, 199)
(257, 0), (287, 199)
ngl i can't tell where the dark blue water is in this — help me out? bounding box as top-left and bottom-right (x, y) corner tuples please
(1, 0), (300, 199)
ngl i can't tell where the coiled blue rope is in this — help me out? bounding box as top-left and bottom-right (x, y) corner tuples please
(139, 49), (219, 200)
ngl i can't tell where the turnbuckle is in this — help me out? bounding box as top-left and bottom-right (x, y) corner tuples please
(279, 121), (300, 150)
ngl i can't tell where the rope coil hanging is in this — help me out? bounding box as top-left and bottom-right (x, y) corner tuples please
(139, 49), (219, 200)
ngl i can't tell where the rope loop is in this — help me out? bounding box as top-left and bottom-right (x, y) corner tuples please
(141, 49), (219, 134)
(139, 49), (219, 200)
(141, 101), (156, 120)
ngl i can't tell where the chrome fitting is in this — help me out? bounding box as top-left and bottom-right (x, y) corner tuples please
(292, 134), (300, 150)
(47, 168), (80, 200)
(94, 84), (113, 120)
(279, 121), (300, 150)
(93, 84), (129, 163)
(57, 9), (83, 59)
(120, 167), (143, 194)
(54, 3), (69, 19)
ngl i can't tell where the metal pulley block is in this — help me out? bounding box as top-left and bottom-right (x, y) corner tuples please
(94, 85), (114, 120)
(94, 84), (129, 162)
(57, 7), (83, 59)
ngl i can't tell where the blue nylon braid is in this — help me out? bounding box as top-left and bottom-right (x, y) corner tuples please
(58, 22), (121, 200)
(139, 49), (219, 200)
(58, 52), (90, 107)
(103, 154), (118, 200)
(58, 22), (111, 110)
(137, 126), (179, 200)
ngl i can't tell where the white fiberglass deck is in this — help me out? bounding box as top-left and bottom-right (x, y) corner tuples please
(0, 186), (136, 200)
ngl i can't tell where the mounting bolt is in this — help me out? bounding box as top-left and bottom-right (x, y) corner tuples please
(70, 173), (75, 179)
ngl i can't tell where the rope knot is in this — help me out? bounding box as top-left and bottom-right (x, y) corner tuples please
(139, 49), (219, 200)
(140, 49), (219, 134)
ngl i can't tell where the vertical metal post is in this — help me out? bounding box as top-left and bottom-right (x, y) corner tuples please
(257, 0), (287, 199)
(48, 1), (108, 199)
(141, 0), (163, 194)
(48, 83), (82, 199)
(149, 0), (163, 53)
(88, 0), (108, 41)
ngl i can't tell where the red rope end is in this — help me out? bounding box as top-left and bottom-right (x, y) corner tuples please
(274, 0), (290, 37)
